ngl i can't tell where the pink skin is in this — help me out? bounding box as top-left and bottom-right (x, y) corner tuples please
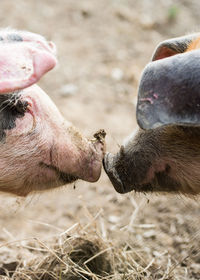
(0, 29), (105, 196)
(0, 29), (57, 93)
(0, 85), (104, 196)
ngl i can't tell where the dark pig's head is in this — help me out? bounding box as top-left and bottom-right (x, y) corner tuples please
(104, 33), (200, 196)
(0, 29), (105, 196)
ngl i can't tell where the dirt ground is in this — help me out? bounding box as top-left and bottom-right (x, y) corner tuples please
(0, 0), (200, 279)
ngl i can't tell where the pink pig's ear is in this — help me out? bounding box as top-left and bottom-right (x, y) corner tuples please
(0, 30), (57, 94)
(151, 33), (200, 61)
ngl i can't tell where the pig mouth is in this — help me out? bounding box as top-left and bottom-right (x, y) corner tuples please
(40, 162), (78, 184)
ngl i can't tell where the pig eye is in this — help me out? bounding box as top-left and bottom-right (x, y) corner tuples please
(7, 33), (23, 42)
(1, 94), (28, 114)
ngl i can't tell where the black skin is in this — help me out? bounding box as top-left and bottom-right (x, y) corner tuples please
(7, 33), (23, 42)
(137, 50), (200, 130)
(137, 33), (200, 130)
(0, 33), (23, 42)
(0, 92), (28, 141)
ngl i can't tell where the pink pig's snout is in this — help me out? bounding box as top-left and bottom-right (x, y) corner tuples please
(52, 126), (106, 183)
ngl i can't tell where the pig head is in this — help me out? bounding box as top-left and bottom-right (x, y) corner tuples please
(0, 28), (105, 196)
(104, 33), (200, 195)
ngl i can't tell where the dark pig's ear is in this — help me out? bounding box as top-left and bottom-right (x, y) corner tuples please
(136, 49), (200, 130)
(152, 33), (200, 61)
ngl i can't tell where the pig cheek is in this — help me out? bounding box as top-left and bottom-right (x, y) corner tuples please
(5, 112), (34, 137)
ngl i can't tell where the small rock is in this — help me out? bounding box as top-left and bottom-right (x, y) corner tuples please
(60, 84), (78, 96)
(108, 215), (120, 224)
(143, 230), (156, 238)
(111, 68), (124, 81)
(140, 15), (155, 29)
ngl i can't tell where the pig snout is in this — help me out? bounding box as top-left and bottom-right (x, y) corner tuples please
(103, 152), (125, 194)
(50, 125), (106, 184)
(0, 85), (105, 196)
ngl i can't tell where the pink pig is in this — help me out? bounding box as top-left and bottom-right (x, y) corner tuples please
(0, 28), (105, 196)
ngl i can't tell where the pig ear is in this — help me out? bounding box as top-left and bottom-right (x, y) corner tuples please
(136, 49), (200, 130)
(0, 37), (57, 94)
(152, 33), (200, 61)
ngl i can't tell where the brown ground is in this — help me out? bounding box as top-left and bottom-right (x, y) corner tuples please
(0, 0), (200, 279)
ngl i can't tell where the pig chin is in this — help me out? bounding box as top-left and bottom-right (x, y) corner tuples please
(39, 162), (78, 185)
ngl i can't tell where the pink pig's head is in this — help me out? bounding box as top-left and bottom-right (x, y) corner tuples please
(0, 29), (105, 196)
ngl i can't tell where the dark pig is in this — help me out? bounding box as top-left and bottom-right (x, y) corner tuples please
(104, 33), (200, 195)
(0, 28), (105, 196)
